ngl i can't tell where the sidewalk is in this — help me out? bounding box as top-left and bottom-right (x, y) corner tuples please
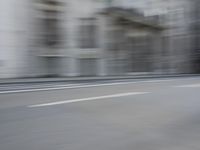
(0, 73), (199, 84)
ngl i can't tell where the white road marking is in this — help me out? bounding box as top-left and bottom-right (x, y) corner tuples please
(0, 79), (175, 94)
(176, 84), (200, 88)
(28, 92), (150, 108)
(0, 84), (83, 94)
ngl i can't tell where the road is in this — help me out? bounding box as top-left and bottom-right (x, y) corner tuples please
(0, 77), (200, 150)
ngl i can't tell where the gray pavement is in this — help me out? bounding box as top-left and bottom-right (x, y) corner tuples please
(0, 77), (200, 150)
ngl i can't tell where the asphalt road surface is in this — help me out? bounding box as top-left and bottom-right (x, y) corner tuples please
(0, 77), (200, 150)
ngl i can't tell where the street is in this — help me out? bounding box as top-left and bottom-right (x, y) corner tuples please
(0, 77), (200, 150)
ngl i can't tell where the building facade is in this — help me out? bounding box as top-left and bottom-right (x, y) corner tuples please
(0, 0), (197, 78)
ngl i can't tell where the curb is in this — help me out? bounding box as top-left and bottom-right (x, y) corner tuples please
(0, 74), (199, 85)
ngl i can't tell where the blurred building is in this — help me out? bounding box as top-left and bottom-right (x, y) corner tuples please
(160, 0), (196, 74)
(0, 0), (198, 78)
(193, 0), (200, 73)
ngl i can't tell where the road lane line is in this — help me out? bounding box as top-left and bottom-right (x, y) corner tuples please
(0, 79), (174, 94)
(0, 84), (84, 94)
(176, 84), (200, 88)
(28, 92), (150, 108)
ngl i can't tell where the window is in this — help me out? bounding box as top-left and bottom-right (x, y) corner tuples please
(78, 18), (98, 49)
(36, 0), (63, 48)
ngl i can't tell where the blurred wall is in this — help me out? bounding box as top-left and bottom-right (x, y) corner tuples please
(0, 0), (198, 78)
